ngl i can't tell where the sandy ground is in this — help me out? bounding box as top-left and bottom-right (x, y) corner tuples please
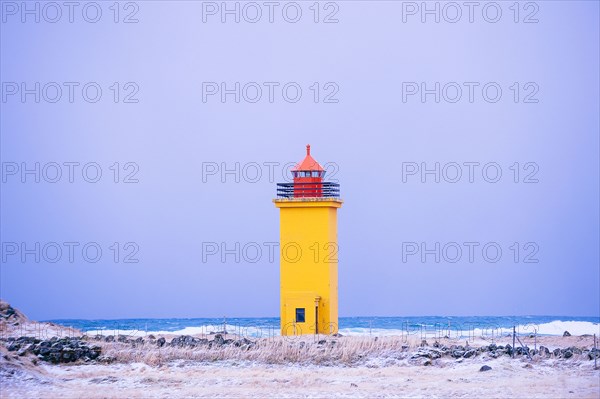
(2, 355), (599, 399)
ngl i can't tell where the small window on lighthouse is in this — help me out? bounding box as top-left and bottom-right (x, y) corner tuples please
(295, 308), (305, 323)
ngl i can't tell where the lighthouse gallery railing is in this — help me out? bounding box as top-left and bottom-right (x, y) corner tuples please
(276, 182), (340, 199)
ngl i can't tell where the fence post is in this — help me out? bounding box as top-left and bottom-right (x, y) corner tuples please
(595, 334), (597, 370)
(512, 326), (516, 359)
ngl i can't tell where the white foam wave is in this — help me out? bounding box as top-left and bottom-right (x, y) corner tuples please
(85, 323), (278, 338)
(339, 320), (600, 338)
(84, 320), (600, 338)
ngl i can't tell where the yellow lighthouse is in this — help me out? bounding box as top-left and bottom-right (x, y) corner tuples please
(274, 145), (342, 336)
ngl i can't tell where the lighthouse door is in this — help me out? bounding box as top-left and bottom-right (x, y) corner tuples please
(283, 292), (317, 335)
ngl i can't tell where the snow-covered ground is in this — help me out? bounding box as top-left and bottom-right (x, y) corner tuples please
(2, 355), (599, 399)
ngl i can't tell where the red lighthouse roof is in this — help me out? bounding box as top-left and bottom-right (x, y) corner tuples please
(292, 145), (325, 172)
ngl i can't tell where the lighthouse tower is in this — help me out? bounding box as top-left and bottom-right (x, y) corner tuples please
(274, 145), (342, 336)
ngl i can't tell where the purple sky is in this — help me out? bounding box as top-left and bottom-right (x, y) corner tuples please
(1, 1), (598, 319)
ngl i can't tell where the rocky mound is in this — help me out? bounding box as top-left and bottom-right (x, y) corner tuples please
(0, 300), (28, 325)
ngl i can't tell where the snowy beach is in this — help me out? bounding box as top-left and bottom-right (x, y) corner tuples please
(1, 302), (599, 399)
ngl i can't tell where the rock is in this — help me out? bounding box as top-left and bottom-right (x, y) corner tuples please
(168, 335), (206, 348)
(539, 346), (550, 357)
(156, 337), (166, 347)
(423, 359), (432, 366)
(0, 301), (28, 324)
(350, 383), (358, 387)
(463, 350), (476, 358)
(516, 346), (530, 356)
(563, 350), (573, 359)
(563, 331), (571, 337)
(420, 340), (428, 347)
(553, 348), (561, 357)
(213, 334), (225, 346)
(479, 365), (492, 372)
(7, 341), (20, 352)
(147, 334), (156, 340)
(451, 350), (465, 358)
(411, 348), (442, 360)
(104, 335), (115, 343)
(17, 344), (32, 356)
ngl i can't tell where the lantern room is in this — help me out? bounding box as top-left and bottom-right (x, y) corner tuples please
(291, 145), (325, 198)
(276, 145), (340, 199)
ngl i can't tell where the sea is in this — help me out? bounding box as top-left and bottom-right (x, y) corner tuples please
(46, 316), (600, 340)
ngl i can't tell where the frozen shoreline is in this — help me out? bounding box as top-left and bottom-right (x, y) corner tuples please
(2, 301), (599, 398)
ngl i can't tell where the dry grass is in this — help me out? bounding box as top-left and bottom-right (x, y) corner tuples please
(100, 336), (413, 366)
(97, 334), (600, 367)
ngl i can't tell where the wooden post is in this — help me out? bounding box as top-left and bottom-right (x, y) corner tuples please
(512, 326), (516, 358)
(595, 334), (597, 370)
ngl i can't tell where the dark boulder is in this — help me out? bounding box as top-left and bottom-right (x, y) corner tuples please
(156, 337), (166, 347)
(563, 331), (571, 337)
(553, 348), (561, 357)
(213, 334), (225, 346)
(479, 365), (492, 372)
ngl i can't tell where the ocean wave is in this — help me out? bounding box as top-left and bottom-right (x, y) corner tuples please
(84, 324), (279, 338)
(82, 320), (600, 339)
(339, 320), (600, 338)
